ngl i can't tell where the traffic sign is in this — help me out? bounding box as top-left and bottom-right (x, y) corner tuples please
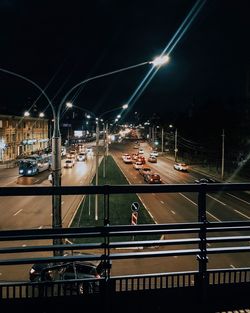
(131, 212), (138, 225)
(131, 202), (140, 212)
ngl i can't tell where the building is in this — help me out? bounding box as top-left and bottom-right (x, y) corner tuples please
(0, 114), (49, 162)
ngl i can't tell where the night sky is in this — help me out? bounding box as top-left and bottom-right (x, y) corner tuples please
(0, 0), (249, 123)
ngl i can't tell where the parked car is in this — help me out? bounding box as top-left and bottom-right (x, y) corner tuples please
(148, 156), (157, 163)
(144, 173), (162, 184)
(133, 161), (143, 170)
(29, 254), (106, 294)
(195, 178), (217, 184)
(64, 159), (75, 168)
(173, 162), (188, 171)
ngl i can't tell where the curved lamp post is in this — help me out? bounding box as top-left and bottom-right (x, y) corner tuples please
(0, 54), (169, 252)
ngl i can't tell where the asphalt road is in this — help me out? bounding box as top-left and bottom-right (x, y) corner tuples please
(0, 140), (249, 281)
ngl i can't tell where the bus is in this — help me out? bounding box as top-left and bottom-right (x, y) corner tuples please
(19, 154), (52, 176)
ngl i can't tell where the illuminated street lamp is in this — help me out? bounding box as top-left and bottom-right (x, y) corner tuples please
(0, 54), (170, 253)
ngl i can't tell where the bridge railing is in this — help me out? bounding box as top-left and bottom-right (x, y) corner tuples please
(0, 183), (250, 312)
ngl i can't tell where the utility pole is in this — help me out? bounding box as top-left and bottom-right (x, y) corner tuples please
(174, 129), (178, 162)
(161, 127), (164, 154)
(221, 129), (225, 180)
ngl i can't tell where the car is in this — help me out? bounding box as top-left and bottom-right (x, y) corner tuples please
(150, 150), (158, 157)
(137, 156), (146, 164)
(29, 254), (106, 294)
(64, 159), (74, 168)
(66, 151), (77, 159)
(148, 156), (157, 163)
(194, 178), (217, 184)
(173, 162), (188, 171)
(138, 148), (144, 154)
(133, 161), (143, 170)
(77, 153), (87, 161)
(139, 166), (152, 177)
(133, 145), (139, 149)
(122, 154), (132, 163)
(132, 153), (139, 160)
(144, 173), (162, 184)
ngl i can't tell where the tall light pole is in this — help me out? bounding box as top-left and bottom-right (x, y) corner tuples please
(174, 129), (178, 162)
(0, 54), (169, 247)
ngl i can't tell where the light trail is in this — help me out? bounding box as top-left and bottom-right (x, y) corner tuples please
(125, 0), (207, 111)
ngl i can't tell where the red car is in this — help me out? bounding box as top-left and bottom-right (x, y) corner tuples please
(137, 156), (146, 164)
(144, 173), (162, 184)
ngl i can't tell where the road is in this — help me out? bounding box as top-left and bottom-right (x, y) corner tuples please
(109, 140), (250, 274)
(0, 140), (249, 280)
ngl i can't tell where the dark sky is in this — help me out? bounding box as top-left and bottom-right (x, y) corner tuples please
(0, 0), (249, 122)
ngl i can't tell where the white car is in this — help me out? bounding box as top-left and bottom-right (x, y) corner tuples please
(138, 148), (144, 154)
(64, 159), (75, 168)
(150, 151), (158, 157)
(122, 155), (132, 164)
(77, 153), (86, 161)
(173, 162), (188, 172)
(133, 161), (143, 170)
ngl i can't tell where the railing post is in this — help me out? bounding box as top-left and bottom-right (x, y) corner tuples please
(103, 185), (111, 313)
(197, 186), (209, 309)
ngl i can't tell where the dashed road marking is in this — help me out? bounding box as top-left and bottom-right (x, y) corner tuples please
(171, 210), (176, 215)
(233, 209), (250, 220)
(207, 211), (221, 222)
(179, 193), (197, 206)
(207, 195), (226, 206)
(13, 209), (22, 216)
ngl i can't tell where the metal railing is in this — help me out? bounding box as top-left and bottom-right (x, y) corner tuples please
(0, 183), (250, 312)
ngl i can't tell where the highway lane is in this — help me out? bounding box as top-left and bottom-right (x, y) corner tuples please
(0, 154), (97, 230)
(110, 140), (250, 273)
(0, 140), (249, 279)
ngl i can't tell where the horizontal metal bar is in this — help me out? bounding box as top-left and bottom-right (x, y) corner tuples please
(1, 182), (250, 197)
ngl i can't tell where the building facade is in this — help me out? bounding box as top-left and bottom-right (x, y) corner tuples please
(0, 114), (49, 162)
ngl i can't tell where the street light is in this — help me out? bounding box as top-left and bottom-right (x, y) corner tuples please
(0, 54), (169, 252)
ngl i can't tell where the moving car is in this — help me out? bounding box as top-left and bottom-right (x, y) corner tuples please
(133, 161), (143, 170)
(122, 154), (132, 163)
(29, 254), (106, 294)
(138, 148), (144, 154)
(139, 166), (152, 177)
(144, 173), (162, 184)
(77, 153), (87, 161)
(148, 156), (157, 163)
(173, 162), (188, 171)
(150, 150), (158, 157)
(64, 159), (75, 168)
(137, 156), (146, 164)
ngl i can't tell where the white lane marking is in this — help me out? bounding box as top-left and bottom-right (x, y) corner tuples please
(207, 211), (221, 222)
(227, 192), (250, 205)
(13, 209), (22, 216)
(233, 209), (250, 220)
(179, 193), (197, 206)
(160, 201), (164, 204)
(170, 210), (176, 215)
(207, 194), (226, 206)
